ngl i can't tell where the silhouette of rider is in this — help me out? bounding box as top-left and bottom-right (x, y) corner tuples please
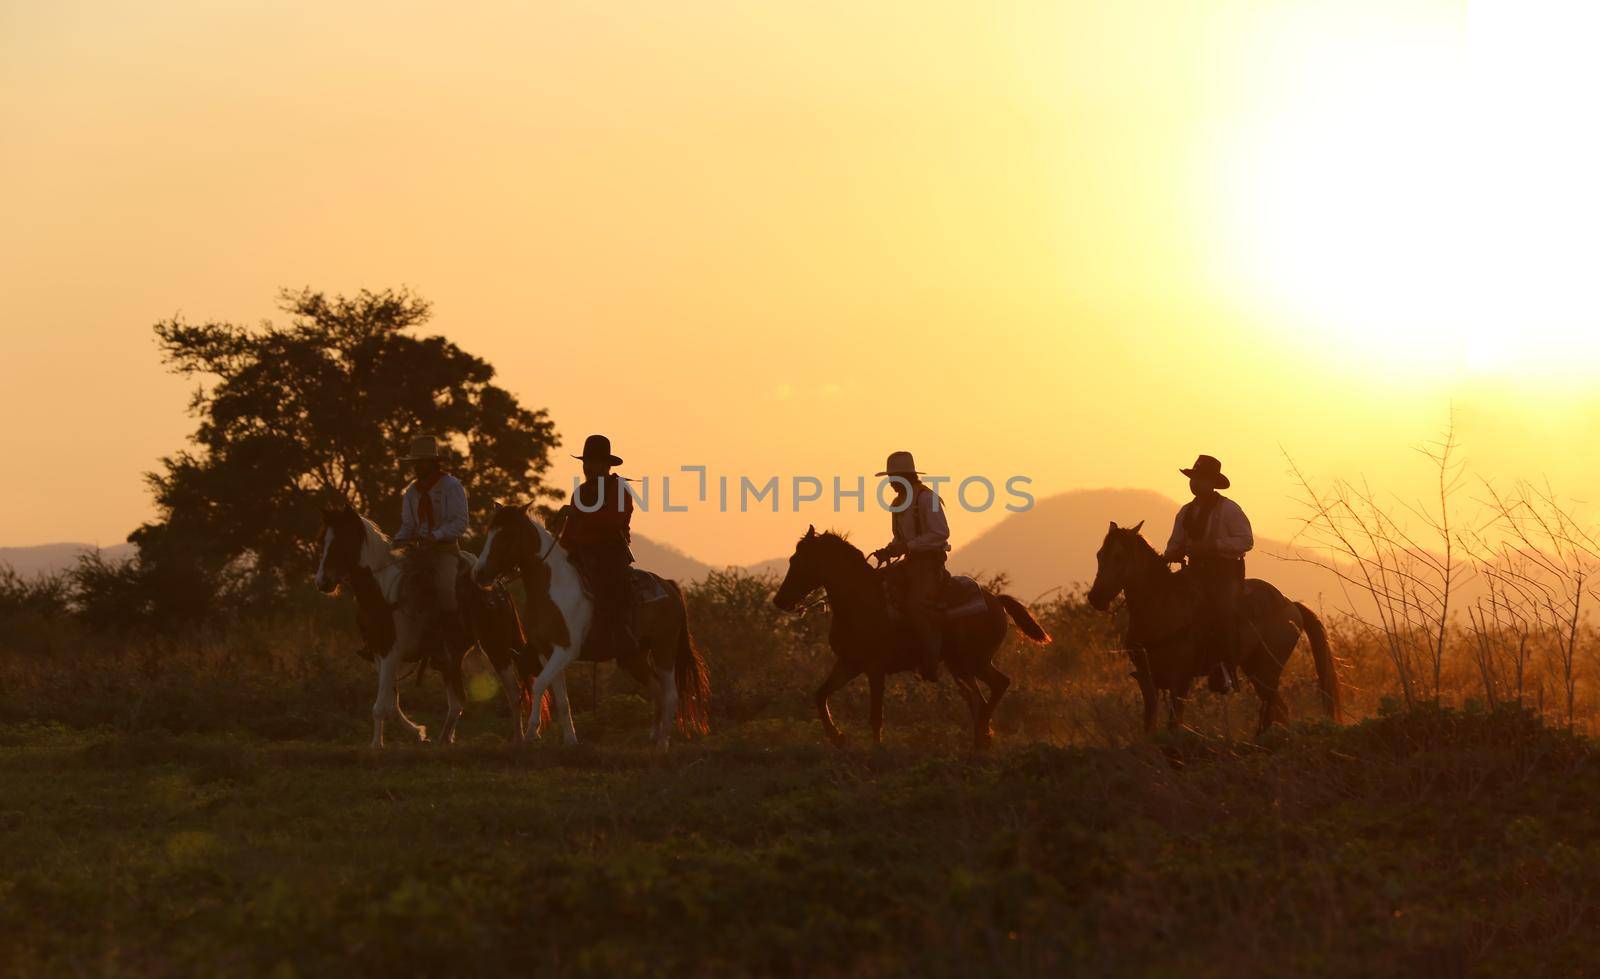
(555, 434), (638, 659)
(1161, 454), (1254, 693)
(393, 434), (472, 657)
(870, 451), (951, 682)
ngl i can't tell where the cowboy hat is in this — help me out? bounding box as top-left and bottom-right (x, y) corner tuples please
(875, 450), (924, 477)
(1180, 454), (1230, 490)
(399, 434), (445, 463)
(573, 434), (623, 466)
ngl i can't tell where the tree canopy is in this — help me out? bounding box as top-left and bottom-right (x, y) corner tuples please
(110, 287), (560, 624)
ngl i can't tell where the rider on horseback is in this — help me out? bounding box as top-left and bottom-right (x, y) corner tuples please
(869, 451), (951, 683)
(1161, 454), (1253, 694)
(393, 434), (472, 657)
(554, 434), (638, 659)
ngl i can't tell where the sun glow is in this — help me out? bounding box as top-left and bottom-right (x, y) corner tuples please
(1210, 1), (1600, 381)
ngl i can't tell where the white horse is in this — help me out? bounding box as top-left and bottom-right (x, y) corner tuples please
(315, 504), (577, 748)
(472, 502), (710, 751)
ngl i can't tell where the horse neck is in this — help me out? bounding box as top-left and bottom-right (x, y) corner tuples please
(818, 548), (885, 619)
(520, 517), (586, 608)
(1121, 545), (1184, 636)
(361, 520), (403, 595)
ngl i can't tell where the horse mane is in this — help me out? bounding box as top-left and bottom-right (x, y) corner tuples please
(1115, 525), (1178, 579)
(1119, 527), (1160, 559)
(800, 529), (867, 563)
(492, 504), (554, 548)
(357, 512), (390, 546)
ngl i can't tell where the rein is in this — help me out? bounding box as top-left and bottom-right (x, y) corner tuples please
(483, 518), (558, 591)
(793, 595), (829, 617)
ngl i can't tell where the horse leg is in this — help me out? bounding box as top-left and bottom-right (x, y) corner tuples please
(654, 659), (679, 753)
(1140, 677), (1160, 734)
(375, 617), (429, 747)
(815, 661), (862, 747)
(547, 673), (576, 742)
(373, 653), (428, 747)
(440, 655), (466, 746)
(974, 663), (1010, 746)
(868, 670), (885, 746)
(643, 628), (679, 752)
(1245, 649), (1289, 737)
(1168, 678), (1192, 732)
(371, 651), (399, 749)
(528, 643), (582, 746)
(496, 657), (529, 743)
(618, 652), (660, 745)
(952, 675), (985, 750)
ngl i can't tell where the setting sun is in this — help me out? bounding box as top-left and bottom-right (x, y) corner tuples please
(1208, 0), (1599, 381)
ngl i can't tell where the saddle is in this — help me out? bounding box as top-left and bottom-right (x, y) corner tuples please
(568, 564), (672, 609)
(627, 568), (671, 607)
(564, 565), (672, 661)
(880, 567), (988, 623)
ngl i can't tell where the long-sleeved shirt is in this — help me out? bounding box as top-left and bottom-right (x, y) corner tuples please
(1164, 494), (1253, 561)
(395, 473), (469, 543)
(558, 474), (634, 551)
(882, 484), (951, 558)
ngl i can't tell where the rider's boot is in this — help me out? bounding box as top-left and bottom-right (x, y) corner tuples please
(1207, 622), (1239, 694)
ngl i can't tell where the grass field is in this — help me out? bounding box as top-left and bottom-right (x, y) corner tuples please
(5, 568), (1600, 977)
(4, 703), (1598, 978)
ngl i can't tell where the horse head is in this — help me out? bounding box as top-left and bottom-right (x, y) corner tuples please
(315, 502), (368, 594)
(774, 525), (865, 612)
(475, 501), (539, 588)
(1086, 520), (1147, 611)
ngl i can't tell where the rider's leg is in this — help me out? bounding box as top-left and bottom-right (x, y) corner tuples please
(603, 557), (639, 659)
(905, 555), (944, 681)
(1199, 558), (1243, 693)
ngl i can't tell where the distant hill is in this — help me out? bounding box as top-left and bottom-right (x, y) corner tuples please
(0, 542), (135, 578)
(629, 534), (715, 582)
(949, 488), (1353, 609)
(0, 537), (711, 585)
(0, 498), (1366, 614)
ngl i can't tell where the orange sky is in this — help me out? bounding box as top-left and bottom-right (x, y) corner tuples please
(2, 0), (1597, 565)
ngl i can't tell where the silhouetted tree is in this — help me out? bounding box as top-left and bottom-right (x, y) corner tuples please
(85, 288), (560, 627)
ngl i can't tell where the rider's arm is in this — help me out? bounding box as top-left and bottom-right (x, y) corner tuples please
(904, 491), (951, 553)
(549, 504), (575, 540)
(1213, 500), (1254, 559)
(395, 485), (420, 543)
(433, 478), (469, 542)
(1161, 507), (1187, 562)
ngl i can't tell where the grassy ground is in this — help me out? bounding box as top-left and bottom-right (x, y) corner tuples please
(4, 704), (1598, 978)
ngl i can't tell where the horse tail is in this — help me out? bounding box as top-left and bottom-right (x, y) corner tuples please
(997, 594), (1051, 644)
(1295, 602), (1343, 723)
(665, 580), (711, 737)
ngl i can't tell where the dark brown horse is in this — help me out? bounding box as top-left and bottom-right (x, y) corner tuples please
(1087, 521), (1342, 735)
(316, 504), (557, 746)
(773, 526), (1051, 749)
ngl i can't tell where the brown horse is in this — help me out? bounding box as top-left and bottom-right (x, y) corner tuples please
(773, 526), (1051, 749)
(316, 504), (560, 746)
(472, 503), (710, 750)
(1086, 521), (1342, 735)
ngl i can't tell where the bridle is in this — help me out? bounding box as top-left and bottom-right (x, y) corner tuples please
(482, 515), (558, 590)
